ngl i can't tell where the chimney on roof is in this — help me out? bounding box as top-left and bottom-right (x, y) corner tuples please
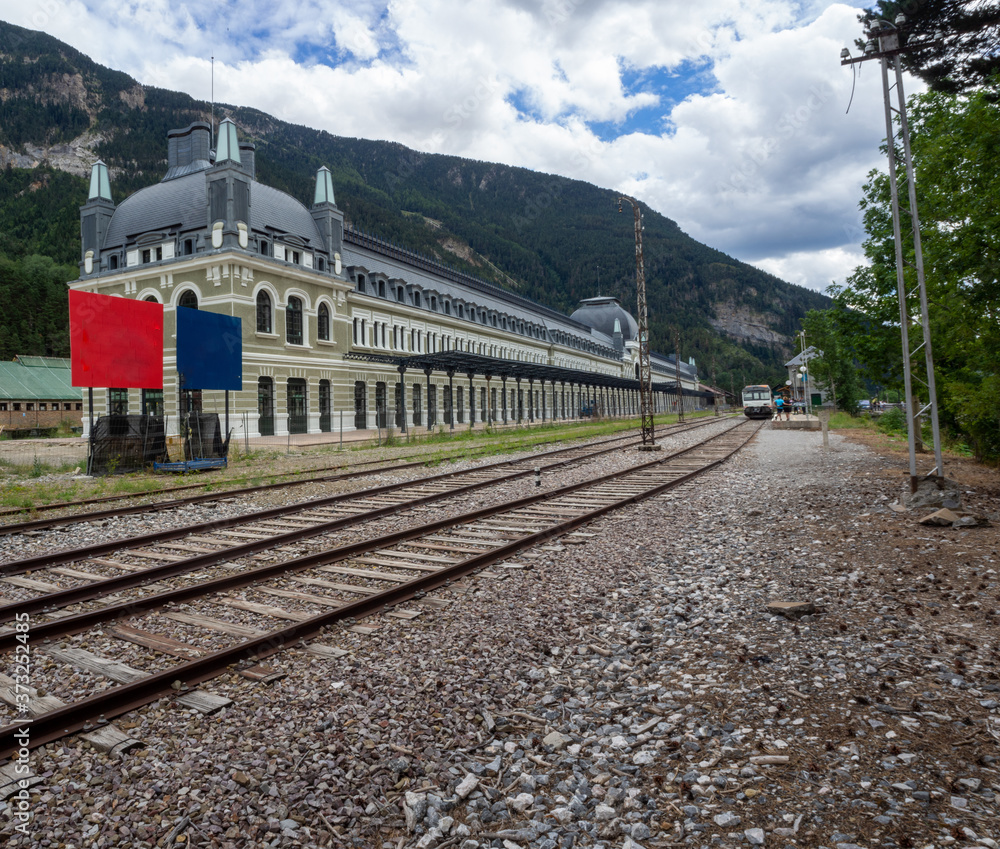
(239, 143), (256, 179)
(166, 122), (212, 175)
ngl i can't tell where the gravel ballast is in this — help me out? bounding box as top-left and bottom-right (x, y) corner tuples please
(3, 423), (999, 849)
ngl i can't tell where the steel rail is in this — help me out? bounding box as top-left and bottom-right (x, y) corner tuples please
(0, 420), (758, 760)
(0, 421), (751, 647)
(0, 418), (724, 619)
(0, 417), (719, 537)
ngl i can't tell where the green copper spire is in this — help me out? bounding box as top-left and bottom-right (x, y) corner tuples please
(216, 118), (241, 164)
(314, 166), (335, 206)
(88, 160), (112, 202)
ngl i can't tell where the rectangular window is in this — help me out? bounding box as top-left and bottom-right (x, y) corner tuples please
(26, 403), (34, 411)
(13, 403), (21, 411)
(108, 388), (128, 414)
(142, 388), (164, 416)
(39, 403), (47, 411)
(0, 403), (6, 411)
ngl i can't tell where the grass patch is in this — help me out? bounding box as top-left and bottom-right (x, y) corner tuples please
(827, 411), (873, 430)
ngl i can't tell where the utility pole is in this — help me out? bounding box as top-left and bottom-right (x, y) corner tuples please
(674, 330), (684, 422)
(842, 15), (943, 492)
(618, 195), (657, 449)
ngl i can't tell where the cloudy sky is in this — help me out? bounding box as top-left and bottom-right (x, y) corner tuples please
(3, 0), (908, 293)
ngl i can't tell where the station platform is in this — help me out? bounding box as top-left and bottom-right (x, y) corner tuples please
(770, 414), (822, 431)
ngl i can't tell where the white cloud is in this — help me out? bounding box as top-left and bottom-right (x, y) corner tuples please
(0, 0), (892, 292)
(754, 245), (868, 294)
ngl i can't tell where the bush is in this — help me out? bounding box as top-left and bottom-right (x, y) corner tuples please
(876, 406), (906, 435)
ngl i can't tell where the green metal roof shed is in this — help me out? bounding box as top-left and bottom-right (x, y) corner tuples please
(0, 357), (79, 402)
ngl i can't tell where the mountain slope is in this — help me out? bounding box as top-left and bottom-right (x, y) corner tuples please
(0, 20), (829, 383)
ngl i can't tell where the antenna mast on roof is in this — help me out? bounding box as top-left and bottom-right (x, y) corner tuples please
(210, 56), (215, 136)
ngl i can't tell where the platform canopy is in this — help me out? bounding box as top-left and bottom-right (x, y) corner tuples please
(344, 350), (715, 400)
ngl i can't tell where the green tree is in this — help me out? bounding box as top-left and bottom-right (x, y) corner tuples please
(802, 305), (865, 413)
(859, 1), (1000, 92)
(843, 83), (1000, 460)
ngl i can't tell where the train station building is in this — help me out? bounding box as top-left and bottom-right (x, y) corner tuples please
(72, 119), (708, 437)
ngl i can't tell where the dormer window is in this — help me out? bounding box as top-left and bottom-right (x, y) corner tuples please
(444, 301), (451, 315)
(317, 257), (325, 271)
(109, 255), (119, 270)
(260, 240), (270, 256)
(430, 296), (437, 312)
(141, 247), (163, 264)
(396, 288), (404, 303)
(413, 291), (420, 308)
(183, 239), (194, 256)
(357, 274), (366, 294)
(378, 280), (386, 298)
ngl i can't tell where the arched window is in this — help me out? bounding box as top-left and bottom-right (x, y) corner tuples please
(256, 291), (272, 333)
(178, 290), (198, 310)
(144, 295), (158, 304)
(318, 302), (330, 341)
(286, 296), (303, 345)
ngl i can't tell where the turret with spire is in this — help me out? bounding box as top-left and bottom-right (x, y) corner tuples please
(311, 165), (344, 274)
(80, 160), (115, 275)
(205, 117), (251, 251)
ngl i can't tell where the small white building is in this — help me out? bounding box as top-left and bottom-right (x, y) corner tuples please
(784, 346), (830, 408)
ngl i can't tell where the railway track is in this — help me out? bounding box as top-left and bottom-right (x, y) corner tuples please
(0, 417), (732, 527)
(0, 418), (758, 762)
(0, 417), (725, 605)
(0, 418), (727, 539)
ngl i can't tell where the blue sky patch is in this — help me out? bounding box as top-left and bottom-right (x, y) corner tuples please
(587, 61), (717, 140)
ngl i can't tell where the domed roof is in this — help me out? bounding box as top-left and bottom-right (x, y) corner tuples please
(569, 296), (638, 341)
(102, 168), (324, 250)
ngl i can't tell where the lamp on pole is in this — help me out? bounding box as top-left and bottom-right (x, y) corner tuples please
(799, 365), (809, 417)
(841, 15), (943, 492)
(617, 194), (657, 449)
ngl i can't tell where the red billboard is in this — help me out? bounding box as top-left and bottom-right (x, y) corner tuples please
(69, 290), (164, 388)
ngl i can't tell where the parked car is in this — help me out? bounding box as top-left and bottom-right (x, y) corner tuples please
(857, 399), (871, 413)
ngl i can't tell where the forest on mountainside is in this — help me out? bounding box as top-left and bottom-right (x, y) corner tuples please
(0, 20), (830, 386)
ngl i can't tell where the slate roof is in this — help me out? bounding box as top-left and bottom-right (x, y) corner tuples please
(785, 346), (821, 368)
(569, 297), (639, 341)
(0, 357), (78, 401)
(102, 168), (324, 249)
